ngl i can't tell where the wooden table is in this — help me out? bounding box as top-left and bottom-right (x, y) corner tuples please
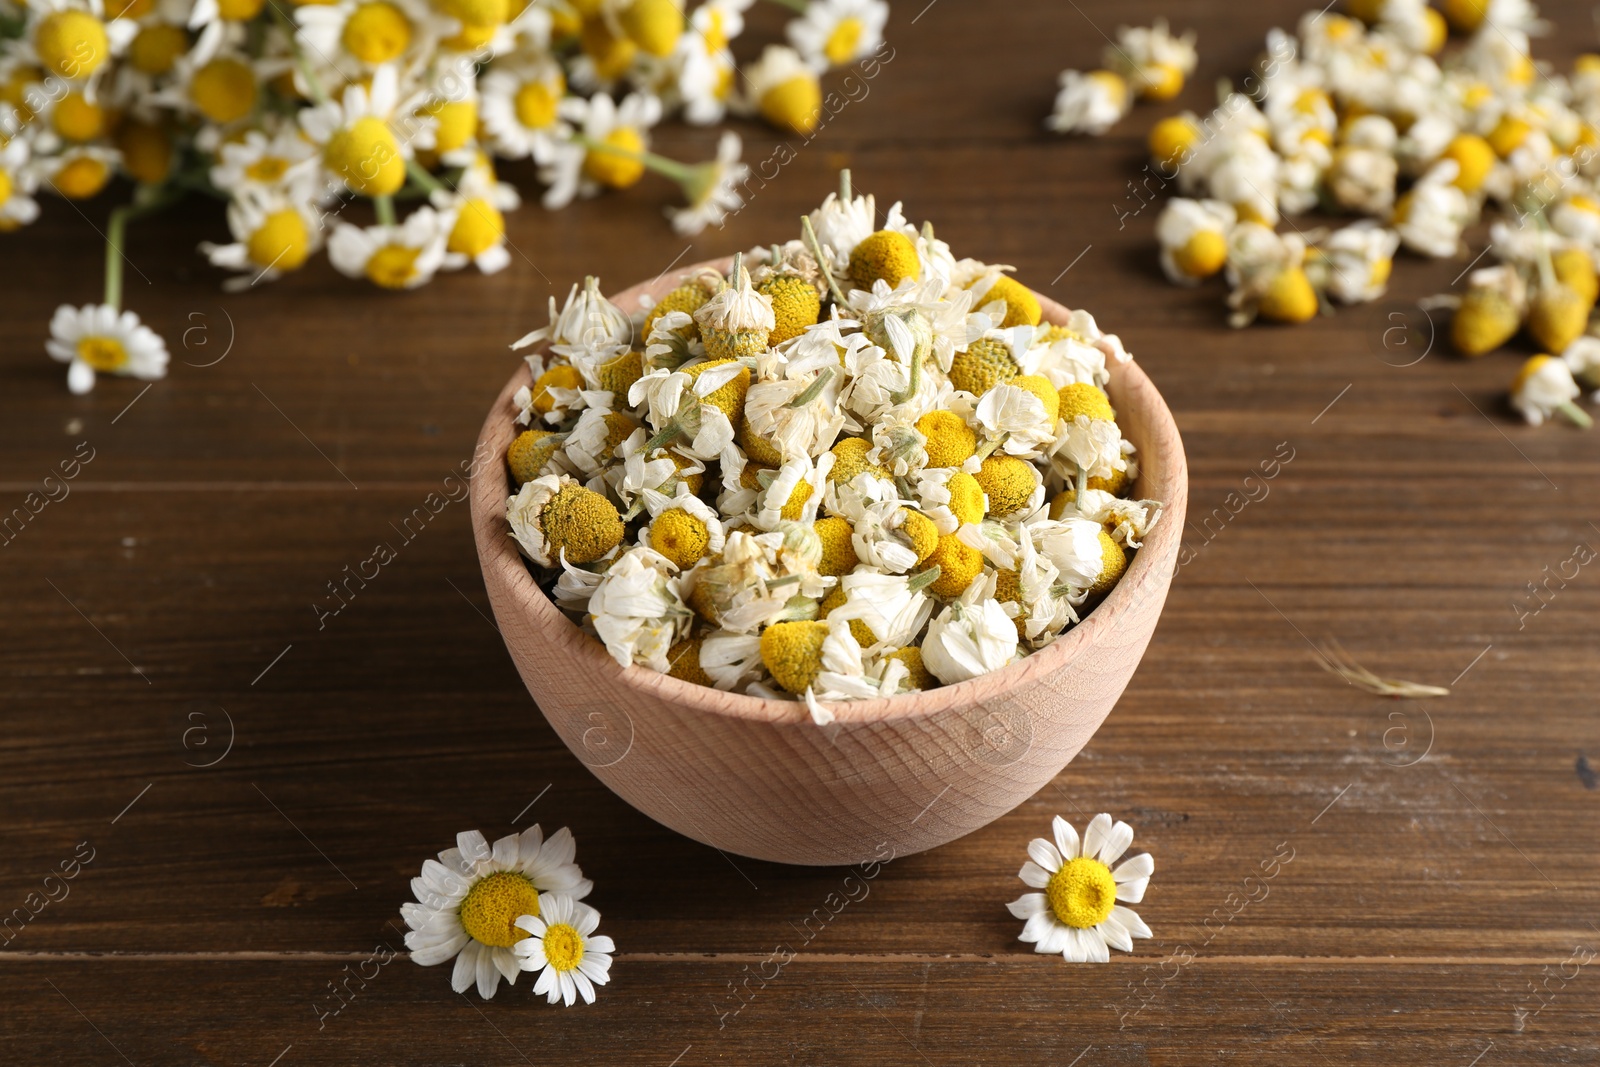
(4, 1), (1598, 1062)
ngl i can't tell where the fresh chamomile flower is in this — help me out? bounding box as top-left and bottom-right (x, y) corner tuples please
(541, 90), (662, 209)
(671, 0), (749, 125)
(1155, 199), (1235, 285)
(432, 165), (521, 274)
(507, 473), (627, 566)
(198, 186), (322, 290)
(668, 130), (748, 235)
(1309, 221), (1399, 305)
(143, 21), (271, 134)
(921, 572), (1019, 684)
(1509, 354), (1592, 428)
(589, 545), (694, 668)
(208, 123), (320, 199)
(28, 0), (138, 84)
(0, 137), (41, 230)
(400, 824), (593, 1000)
(299, 63), (424, 197)
(1046, 69), (1130, 136)
(512, 893), (615, 1006)
(47, 302), (169, 395)
(1104, 19), (1196, 101)
(786, 0), (887, 73)
(328, 204), (455, 289)
(479, 54), (569, 162)
(295, 0), (432, 74)
(38, 143), (121, 200)
(742, 43), (821, 136)
(1006, 813), (1153, 963)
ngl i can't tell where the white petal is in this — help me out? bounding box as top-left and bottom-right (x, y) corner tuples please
(1052, 815), (1080, 860)
(1115, 877), (1149, 904)
(1019, 910), (1056, 945)
(451, 941), (479, 993)
(1060, 927), (1089, 962)
(533, 964), (558, 1000)
(1018, 860), (1052, 889)
(1097, 820), (1135, 865)
(492, 947), (520, 983)
(475, 944), (500, 999)
(1006, 892), (1047, 920)
(1113, 852), (1154, 883)
(1027, 838), (1063, 874)
(1082, 813), (1114, 863)
(586, 935), (616, 954)
(1112, 905), (1152, 939)
(1083, 928), (1111, 963)
(1098, 914), (1134, 953)
(491, 831), (520, 869)
(67, 361), (95, 394)
(410, 933), (468, 966)
(571, 969), (597, 1004)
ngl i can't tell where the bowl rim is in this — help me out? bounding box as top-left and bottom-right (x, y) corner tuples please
(471, 259), (1189, 727)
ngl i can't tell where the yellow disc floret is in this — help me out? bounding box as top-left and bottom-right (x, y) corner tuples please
(1088, 530), (1127, 599)
(1527, 283), (1591, 354)
(644, 280), (708, 340)
(458, 870), (540, 947)
(1046, 856), (1117, 929)
(129, 23), (188, 76)
(1451, 286), (1520, 357)
(541, 923), (584, 970)
(531, 364), (584, 415)
(921, 534), (982, 598)
(115, 121), (174, 185)
(343, 1), (412, 63)
(898, 509), (939, 563)
(915, 410), (976, 468)
(849, 229), (920, 292)
(1554, 246), (1599, 306)
(760, 274), (821, 345)
(827, 437), (883, 485)
(1173, 229), (1228, 279)
(325, 115), (405, 196)
(814, 515), (859, 576)
(366, 244), (421, 288)
(973, 275), (1042, 329)
(945, 470), (986, 525)
(1440, 133), (1494, 193)
(583, 126), (646, 189)
(51, 91), (106, 142)
(948, 337), (1019, 395)
(666, 637), (712, 686)
(1148, 114), (1200, 171)
(759, 72), (821, 135)
(650, 507), (711, 568)
(36, 11), (110, 80)
(1057, 382), (1115, 424)
(448, 198), (505, 258)
(1259, 267), (1320, 324)
(580, 17), (638, 82)
(973, 455), (1037, 517)
(993, 568), (1024, 635)
(1008, 374), (1060, 422)
(619, 0), (683, 57)
(540, 483), (624, 564)
(76, 336), (128, 371)
(683, 358), (751, 419)
(507, 429), (562, 483)
(760, 619), (830, 693)
(248, 209), (311, 271)
(820, 585), (876, 647)
(598, 350), (645, 397)
(53, 156), (111, 199)
(886, 646), (934, 691)
(190, 57), (258, 124)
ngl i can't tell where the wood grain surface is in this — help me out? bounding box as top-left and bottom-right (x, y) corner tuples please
(2, 0), (1598, 1062)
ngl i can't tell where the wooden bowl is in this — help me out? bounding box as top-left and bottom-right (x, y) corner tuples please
(470, 259), (1188, 865)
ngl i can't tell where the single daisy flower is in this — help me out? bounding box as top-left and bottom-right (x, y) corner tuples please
(327, 204), (455, 289)
(47, 302), (169, 395)
(742, 43), (820, 136)
(479, 53), (569, 162)
(1392, 160), (1470, 259)
(431, 164), (521, 275)
(589, 545), (694, 669)
(28, 0), (137, 85)
(694, 255), (775, 361)
(671, 0), (749, 125)
(1309, 222), (1399, 305)
(667, 130), (749, 236)
(1045, 69), (1129, 136)
(296, 0), (431, 74)
(1104, 19), (1195, 101)
(1510, 354), (1591, 428)
(1155, 198), (1234, 286)
(507, 472), (627, 566)
(642, 484), (727, 570)
(299, 62), (423, 198)
(1006, 813), (1153, 963)
(1450, 265), (1526, 357)
(0, 137), (42, 231)
(400, 825), (593, 1000)
(541, 90), (662, 209)
(208, 123), (320, 199)
(785, 0), (888, 73)
(1224, 223), (1320, 327)
(512, 893), (615, 1006)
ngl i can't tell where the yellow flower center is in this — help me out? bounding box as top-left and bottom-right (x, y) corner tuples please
(849, 229), (920, 291)
(325, 115), (405, 196)
(823, 16), (863, 66)
(457, 871), (541, 948)
(1046, 857), (1118, 929)
(35, 11), (109, 80)
(426, 98), (477, 153)
(217, 0), (266, 17)
(53, 156), (111, 199)
(541, 922), (584, 971)
(1138, 61), (1184, 101)
(1173, 229), (1227, 279)
(761, 74), (821, 136)
(435, 0), (508, 27)
(650, 507), (711, 568)
(583, 126), (646, 188)
(129, 23), (189, 76)
(51, 91), (106, 142)
(1441, 133), (1494, 192)
(448, 197), (505, 257)
(620, 0), (683, 57)
(343, 1), (412, 63)
(117, 122), (173, 185)
(702, 9), (727, 52)
(77, 336), (129, 372)
(191, 57), (258, 124)
(0, 169), (11, 206)
(580, 16), (637, 79)
(365, 243), (422, 288)
(540, 483), (625, 564)
(439, 21), (498, 49)
(514, 77), (562, 130)
(245, 156), (290, 182)
(248, 208), (312, 271)
(760, 619), (830, 693)
(1259, 267), (1320, 324)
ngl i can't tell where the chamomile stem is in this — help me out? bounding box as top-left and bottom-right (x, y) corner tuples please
(763, 0), (808, 12)
(374, 195), (396, 227)
(1076, 467), (1089, 500)
(801, 214), (849, 306)
(104, 205), (129, 311)
(787, 366), (833, 408)
(569, 134), (695, 183)
(1558, 400), (1594, 428)
(839, 167), (851, 202)
(271, 3), (329, 106)
(406, 159), (446, 194)
(642, 423), (684, 453)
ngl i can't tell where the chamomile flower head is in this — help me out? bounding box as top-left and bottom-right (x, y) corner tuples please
(47, 302), (170, 395)
(295, 0), (431, 73)
(589, 545), (694, 668)
(1309, 221), (1399, 305)
(542, 90), (662, 208)
(786, 0), (886, 72)
(1156, 198), (1236, 285)
(299, 63), (421, 197)
(0, 137), (41, 230)
(208, 123), (319, 198)
(433, 164), (521, 274)
(328, 204), (454, 289)
(1105, 19), (1196, 101)
(1393, 160), (1470, 259)
(507, 473), (627, 566)
(669, 129), (749, 235)
(1510, 354), (1591, 428)
(1451, 264), (1526, 357)
(1007, 813), (1153, 963)
(643, 485), (726, 569)
(401, 824), (593, 999)
(1046, 69), (1130, 136)
(479, 54), (568, 161)
(513, 893), (614, 1006)
(199, 185), (322, 290)
(921, 573), (1018, 683)
(695, 260), (775, 360)
(743, 43), (820, 136)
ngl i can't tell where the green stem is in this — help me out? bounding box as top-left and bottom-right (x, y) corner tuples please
(570, 134), (695, 182)
(890, 337), (922, 405)
(1558, 400), (1594, 429)
(105, 206), (128, 311)
(764, 0), (809, 12)
(1076, 467), (1089, 500)
(642, 423), (683, 453)
(974, 433), (1006, 461)
(374, 195), (396, 227)
(731, 250), (745, 289)
(801, 214), (849, 306)
(406, 159), (446, 194)
(839, 167), (851, 202)
(907, 566), (942, 594)
(787, 367), (833, 408)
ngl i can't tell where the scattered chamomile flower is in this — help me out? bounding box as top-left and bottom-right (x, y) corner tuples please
(47, 302), (170, 395)
(668, 130), (750, 236)
(1007, 813), (1153, 964)
(742, 43), (821, 136)
(542, 90), (662, 209)
(512, 893), (614, 1006)
(1156, 198), (1234, 286)
(1510, 354), (1591, 428)
(1045, 69), (1130, 136)
(785, 0), (887, 73)
(1105, 19), (1196, 102)
(432, 165), (522, 274)
(328, 204), (455, 289)
(507, 473), (627, 566)
(198, 186), (323, 290)
(400, 824), (593, 1000)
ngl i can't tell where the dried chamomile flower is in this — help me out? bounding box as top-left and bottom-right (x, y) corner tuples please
(1308, 222), (1399, 305)
(1450, 265), (1526, 357)
(1157, 199), (1235, 286)
(1046, 70), (1130, 136)
(642, 486), (726, 569)
(1225, 223), (1320, 327)
(1509, 355), (1591, 428)
(695, 256), (776, 361)
(1105, 20), (1197, 102)
(921, 573), (1019, 684)
(589, 546), (694, 670)
(507, 474), (626, 567)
